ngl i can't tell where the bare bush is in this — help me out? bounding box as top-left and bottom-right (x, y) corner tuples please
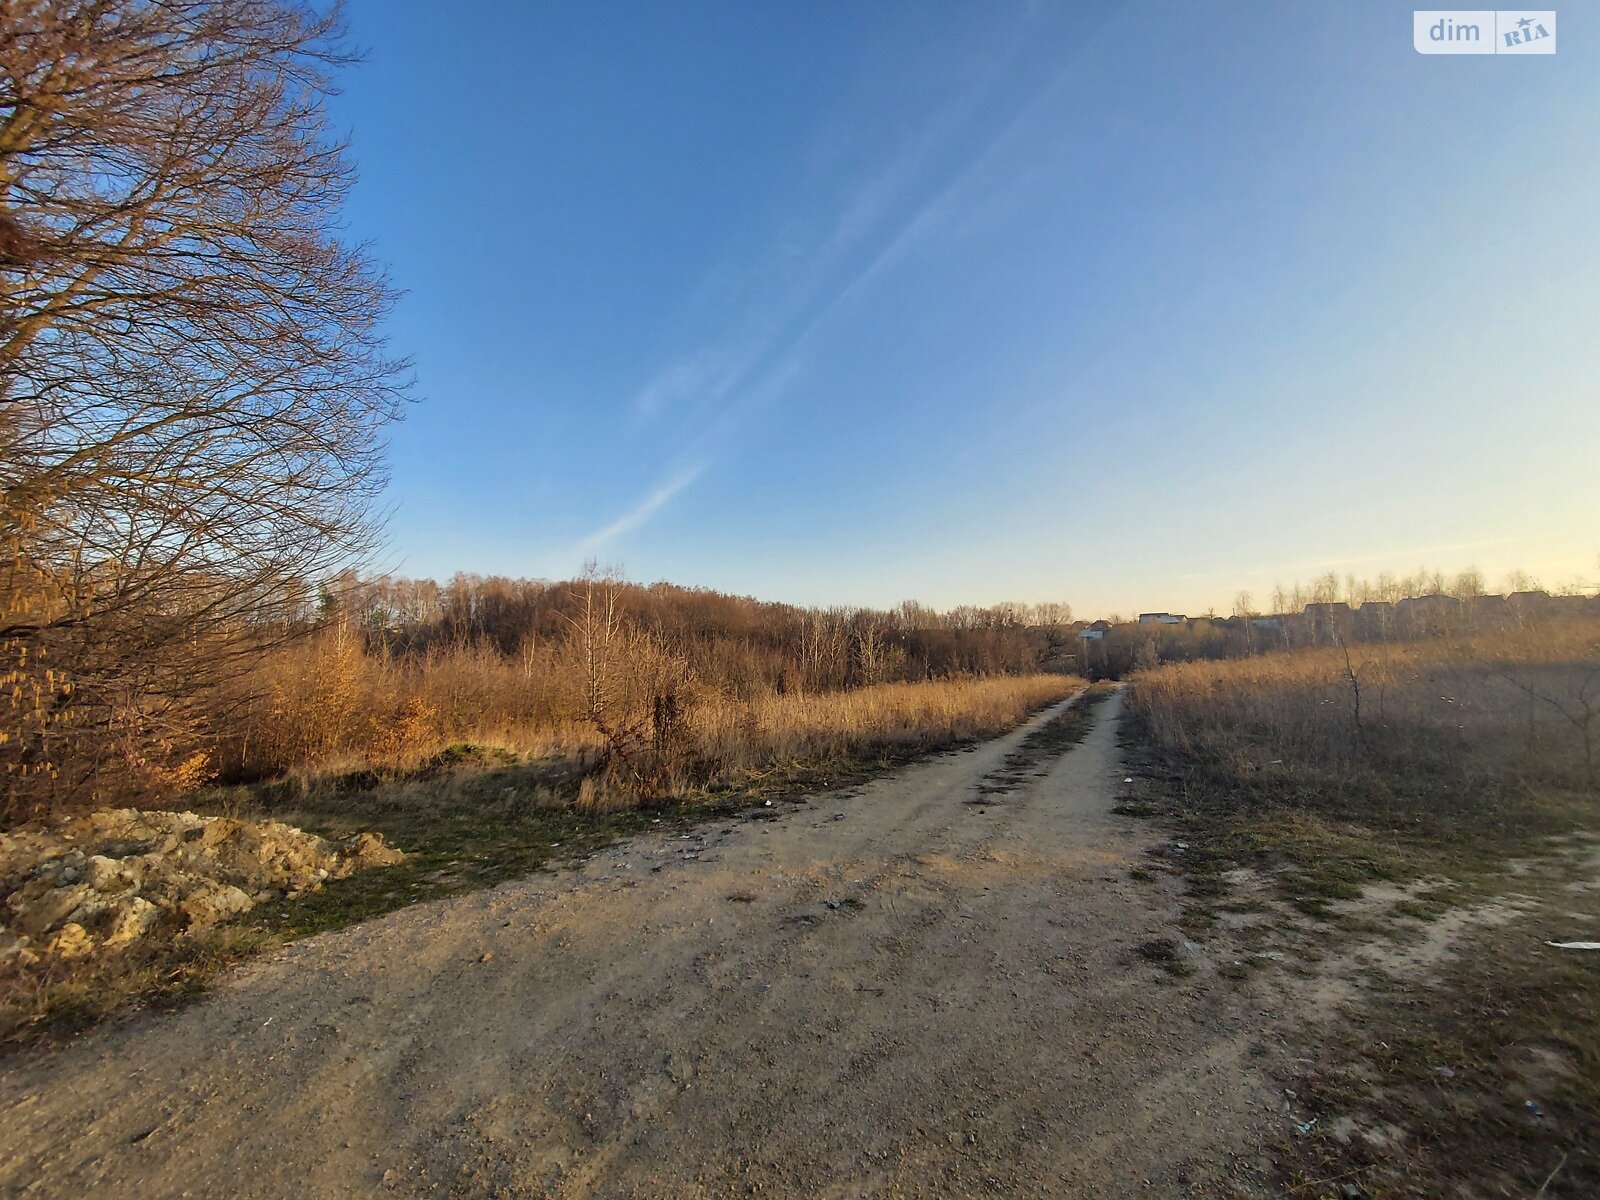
(559, 568), (699, 801)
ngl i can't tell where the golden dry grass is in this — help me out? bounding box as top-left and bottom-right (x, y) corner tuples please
(695, 675), (1078, 775)
(220, 621), (1078, 797)
(1120, 615), (1600, 919)
(7, 668), (1076, 1049)
(1132, 616), (1600, 795)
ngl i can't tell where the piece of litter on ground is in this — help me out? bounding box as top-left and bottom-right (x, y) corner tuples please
(764, 800), (773, 806)
(1294, 1118), (1317, 1135)
(1123, 777), (1133, 783)
(1547, 941), (1600, 950)
(1525, 1099), (1544, 1117)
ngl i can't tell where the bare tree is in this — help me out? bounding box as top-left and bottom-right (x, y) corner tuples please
(560, 565), (695, 802)
(1231, 591), (1254, 655)
(799, 609), (848, 691)
(853, 619), (886, 687)
(1031, 601), (1073, 632)
(1334, 632), (1366, 746)
(562, 567), (645, 787)
(1, 1), (408, 820)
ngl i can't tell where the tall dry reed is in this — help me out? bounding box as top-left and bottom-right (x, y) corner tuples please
(224, 625), (1078, 801)
(1127, 616), (1600, 849)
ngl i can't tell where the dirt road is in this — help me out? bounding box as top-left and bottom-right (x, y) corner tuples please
(0, 688), (1283, 1198)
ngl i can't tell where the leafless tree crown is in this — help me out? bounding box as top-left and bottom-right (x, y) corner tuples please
(1, 0), (408, 818)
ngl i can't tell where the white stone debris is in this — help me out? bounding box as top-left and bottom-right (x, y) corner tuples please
(1, 809), (403, 963)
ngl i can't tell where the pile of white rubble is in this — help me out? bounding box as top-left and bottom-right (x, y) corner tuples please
(0, 808), (403, 965)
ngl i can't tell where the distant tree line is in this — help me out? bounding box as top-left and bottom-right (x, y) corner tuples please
(322, 572), (1077, 698)
(1080, 568), (1598, 680)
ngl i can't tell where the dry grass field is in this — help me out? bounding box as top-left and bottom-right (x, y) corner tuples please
(1124, 616), (1600, 1198)
(238, 634), (1078, 800)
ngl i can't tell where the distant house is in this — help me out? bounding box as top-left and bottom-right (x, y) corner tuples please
(1303, 601), (1352, 619)
(1138, 613), (1185, 626)
(1077, 620), (1109, 642)
(1249, 616), (1282, 631)
(1354, 600), (1394, 633)
(1396, 593), (1462, 615)
(1468, 594), (1512, 624)
(1508, 590), (1552, 614)
(1395, 593), (1463, 631)
(1301, 602), (1353, 641)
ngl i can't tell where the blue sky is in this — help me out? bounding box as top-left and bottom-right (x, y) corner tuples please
(332, 1), (1599, 615)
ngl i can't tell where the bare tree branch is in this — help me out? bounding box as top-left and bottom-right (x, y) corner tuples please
(1, 0), (408, 820)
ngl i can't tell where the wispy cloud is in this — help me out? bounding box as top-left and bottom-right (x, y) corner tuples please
(577, 464), (707, 553)
(629, 350), (756, 421)
(606, 15), (1074, 545)
(626, 22), (1060, 431)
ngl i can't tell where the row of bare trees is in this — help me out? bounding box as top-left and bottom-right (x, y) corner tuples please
(321, 571), (1075, 696)
(1262, 567), (1568, 615)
